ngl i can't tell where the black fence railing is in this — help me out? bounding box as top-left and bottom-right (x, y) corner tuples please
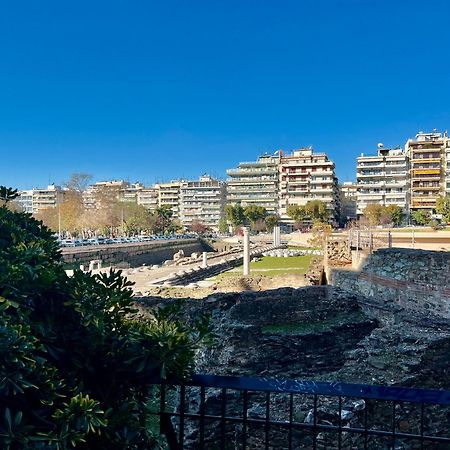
(149, 374), (450, 450)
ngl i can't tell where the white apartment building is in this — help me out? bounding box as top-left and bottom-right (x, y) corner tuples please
(446, 136), (450, 195)
(121, 182), (145, 203)
(16, 189), (34, 213)
(356, 146), (409, 217)
(179, 175), (226, 230)
(279, 149), (340, 222)
(83, 180), (129, 209)
(226, 154), (279, 214)
(16, 185), (64, 214)
(339, 181), (357, 221)
(137, 188), (159, 211)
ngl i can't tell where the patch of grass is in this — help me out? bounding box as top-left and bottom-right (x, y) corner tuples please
(261, 311), (368, 335)
(262, 323), (328, 334)
(250, 255), (313, 270)
(211, 255), (313, 279)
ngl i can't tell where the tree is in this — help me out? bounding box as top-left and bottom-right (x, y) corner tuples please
(411, 209), (431, 226)
(308, 222), (332, 249)
(265, 215), (279, 233)
(154, 205), (175, 234)
(120, 202), (154, 235)
(252, 219), (267, 232)
(64, 172), (93, 195)
(363, 204), (385, 226)
(34, 206), (59, 231)
(436, 195), (450, 222)
(385, 205), (404, 226)
(218, 216), (228, 234)
(0, 186), (210, 448)
(243, 205), (267, 226)
(287, 204), (307, 222)
(305, 200), (329, 222)
(190, 219), (208, 235)
(224, 204), (245, 228)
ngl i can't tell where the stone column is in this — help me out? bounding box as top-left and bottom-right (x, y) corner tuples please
(202, 252), (208, 268)
(243, 227), (250, 276)
(273, 225), (281, 246)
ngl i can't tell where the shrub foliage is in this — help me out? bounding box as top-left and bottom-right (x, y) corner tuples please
(0, 187), (209, 449)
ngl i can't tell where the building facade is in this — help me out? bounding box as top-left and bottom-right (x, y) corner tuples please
(16, 189), (34, 213)
(356, 146), (409, 217)
(137, 188), (159, 211)
(406, 131), (449, 212)
(17, 184), (64, 214)
(226, 154), (280, 214)
(279, 149), (339, 222)
(339, 181), (357, 221)
(155, 181), (183, 218)
(83, 180), (128, 209)
(446, 136), (450, 195)
(179, 175), (226, 230)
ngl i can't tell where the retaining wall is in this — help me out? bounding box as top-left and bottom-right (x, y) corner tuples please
(330, 248), (450, 319)
(61, 239), (209, 269)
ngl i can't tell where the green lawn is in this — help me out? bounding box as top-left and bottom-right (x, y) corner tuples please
(213, 255), (313, 279)
(249, 255), (313, 270)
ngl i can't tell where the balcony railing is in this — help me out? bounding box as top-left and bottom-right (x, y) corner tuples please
(149, 373), (450, 449)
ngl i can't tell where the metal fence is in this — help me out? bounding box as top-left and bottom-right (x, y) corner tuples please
(150, 374), (450, 450)
(347, 229), (393, 254)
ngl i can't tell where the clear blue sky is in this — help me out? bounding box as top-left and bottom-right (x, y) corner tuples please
(1, 0), (450, 189)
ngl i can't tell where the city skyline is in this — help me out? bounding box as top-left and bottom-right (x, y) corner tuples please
(10, 129), (448, 190)
(2, 1), (450, 189)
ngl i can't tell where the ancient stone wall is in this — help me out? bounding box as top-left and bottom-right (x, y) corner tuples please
(325, 238), (352, 266)
(330, 248), (450, 320)
(62, 239), (208, 269)
(138, 285), (450, 448)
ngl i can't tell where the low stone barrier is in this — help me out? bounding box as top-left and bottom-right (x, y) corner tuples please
(330, 248), (450, 320)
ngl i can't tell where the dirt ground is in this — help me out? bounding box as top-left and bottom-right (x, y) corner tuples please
(132, 271), (310, 299)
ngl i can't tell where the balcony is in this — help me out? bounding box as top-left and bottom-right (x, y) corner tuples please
(411, 169), (441, 176)
(357, 173), (384, 178)
(227, 169), (277, 176)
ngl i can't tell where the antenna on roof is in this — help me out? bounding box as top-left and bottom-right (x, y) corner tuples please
(377, 143), (384, 148)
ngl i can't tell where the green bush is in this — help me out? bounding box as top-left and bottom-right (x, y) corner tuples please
(0, 187), (209, 449)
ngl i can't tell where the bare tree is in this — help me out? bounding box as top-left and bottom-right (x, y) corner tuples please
(64, 173), (93, 194)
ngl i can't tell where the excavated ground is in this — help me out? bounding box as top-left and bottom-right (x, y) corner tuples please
(137, 285), (450, 449)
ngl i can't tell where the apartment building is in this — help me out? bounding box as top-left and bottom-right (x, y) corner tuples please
(16, 185), (65, 214)
(137, 188), (159, 211)
(83, 180), (128, 209)
(226, 154), (279, 214)
(16, 189), (34, 213)
(121, 182), (145, 203)
(339, 181), (357, 221)
(279, 149), (339, 222)
(179, 175), (226, 230)
(155, 181), (183, 218)
(356, 146), (409, 217)
(406, 131), (449, 212)
(16, 185), (64, 214)
(446, 137), (450, 195)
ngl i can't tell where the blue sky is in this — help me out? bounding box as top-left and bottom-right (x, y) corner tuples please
(1, 0), (450, 189)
